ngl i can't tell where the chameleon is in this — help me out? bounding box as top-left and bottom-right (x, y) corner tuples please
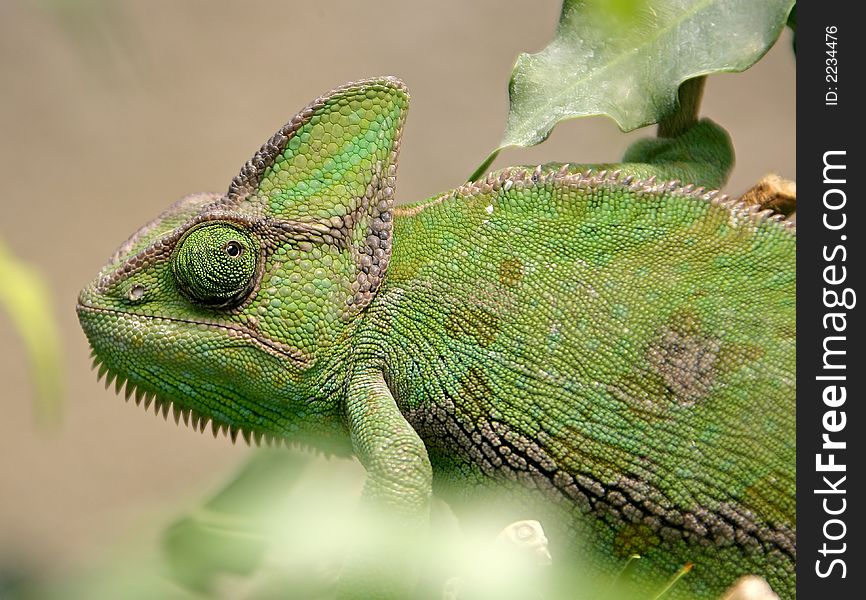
(76, 77), (795, 598)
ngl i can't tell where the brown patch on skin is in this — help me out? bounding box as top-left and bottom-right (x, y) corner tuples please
(445, 305), (500, 348)
(613, 522), (661, 559)
(498, 258), (524, 288)
(457, 367), (495, 421)
(646, 310), (721, 407)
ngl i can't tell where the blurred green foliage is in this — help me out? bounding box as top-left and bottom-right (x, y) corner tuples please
(0, 239), (62, 425)
(8, 449), (708, 599)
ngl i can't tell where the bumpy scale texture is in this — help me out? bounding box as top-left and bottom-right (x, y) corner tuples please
(78, 78), (795, 599)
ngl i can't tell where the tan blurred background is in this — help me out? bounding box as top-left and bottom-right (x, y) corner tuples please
(0, 0), (794, 581)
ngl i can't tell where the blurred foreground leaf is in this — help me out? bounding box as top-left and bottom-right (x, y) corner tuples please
(497, 0), (793, 150)
(0, 239), (62, 424)
(5, 450), (713, 599)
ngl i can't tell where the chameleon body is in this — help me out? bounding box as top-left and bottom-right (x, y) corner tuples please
(77, 78), (795, 598)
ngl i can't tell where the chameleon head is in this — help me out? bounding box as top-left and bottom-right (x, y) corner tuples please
(77, 77), (409, 445)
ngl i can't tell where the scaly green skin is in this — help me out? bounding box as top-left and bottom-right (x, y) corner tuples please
(77, 78), (795, 598)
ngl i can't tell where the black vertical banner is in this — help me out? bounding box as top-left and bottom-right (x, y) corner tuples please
(797, 2), (864, 597)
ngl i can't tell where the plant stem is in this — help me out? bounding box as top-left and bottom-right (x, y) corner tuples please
(467, 149), (500, 182)
(657, 76), (706, 138)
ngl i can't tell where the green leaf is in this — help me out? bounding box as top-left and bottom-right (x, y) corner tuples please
(498, 0), (794, 149)
(0, 239), (63, 425)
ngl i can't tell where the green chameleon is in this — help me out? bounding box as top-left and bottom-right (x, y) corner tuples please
(77, 78), (795, 599)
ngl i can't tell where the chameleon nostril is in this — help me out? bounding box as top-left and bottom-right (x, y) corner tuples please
(127, 284), (146, 302)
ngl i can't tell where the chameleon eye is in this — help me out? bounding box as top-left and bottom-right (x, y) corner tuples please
(225, 241), (243, 258)
(172, 222), (258, 307)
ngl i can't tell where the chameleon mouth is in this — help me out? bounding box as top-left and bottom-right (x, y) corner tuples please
(76, 302), (309, 366)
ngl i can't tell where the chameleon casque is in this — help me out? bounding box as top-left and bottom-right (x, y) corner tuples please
(77, 78), (795, 598)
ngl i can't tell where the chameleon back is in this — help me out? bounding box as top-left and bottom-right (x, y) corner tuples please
(373, 168), (795, 597)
